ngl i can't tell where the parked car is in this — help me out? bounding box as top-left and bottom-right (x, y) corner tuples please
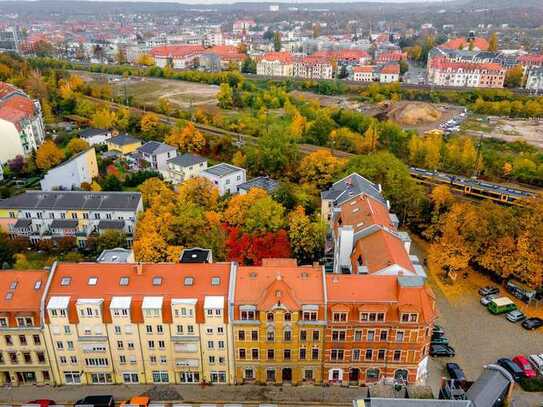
(480, 294), (498, 306)
(497, 358), (524, 382)
(27, 401), (56, 407)
(446, 362), (465, 381)
(430, 344), (455, 357)
(506, 279), (537, 304)
(479, 286), (500, 296)
(120, 397), (150, 407)
(75, 396), (114, 407)
(431, 336), (449, 345)
(522, 317), (543, 330)
(505, 309), (526, 323)
(512, 355), (537, 378)
(432, 324), (444, 336)
(528, 354), (543, 375)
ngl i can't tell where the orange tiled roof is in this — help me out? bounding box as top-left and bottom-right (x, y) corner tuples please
(381, 63), (400, 74)
(335, 194), (393, 234)
(0, 91), (36, 128)
(441, 37), (490, 51)
(150, 44), (204, 58)
(0, 270), (47, 313)
(261, 51), (294, 64)
(518, 54), (543, 65)
(353, 65), (375, 73)
(46, 262), (231, 324)
(430, 57), (505, 73)
(234, 260), (324, 311)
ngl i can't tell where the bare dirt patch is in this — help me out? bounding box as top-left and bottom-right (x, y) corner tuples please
(464, 117), (543, 149)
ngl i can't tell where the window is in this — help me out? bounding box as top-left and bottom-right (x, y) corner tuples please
(284, 330), (291, 341)
(70, 355), (77, 364)
(150, 356), (157, 364)
(184, 277), (194, 286)
(283, 349), (291, 360)
(312, 348), (319, 360)
(64, 371), (81, 384)
(152, 371), (169, 383)
(56, 341), (63, 350)
(251, 330), (258, 341)
(37, 352), (45, 363)
(59, 356), (66, 364)
(146, 325), (152, 334)
(312, 330), (320, 341)
(284, 312), (291, 321)
(152, 276), (162, 286)
(187, 325), (194, 334)
(119, 277), (129, 286)
(148, 340), (155, 349)
(33, 335), (41, 345)
(241, 310), (255, 320)
(354, 330), (362, 341)
(157, 325), (164, 334)
(208, 341), (214, 349)
(87, 277), (97, 286)
(267, 349), (274, 360)
(332, 330), (346, 341)
(378, 349), (386, 361)
(160, 355), (167, 364)
(267, 331), (274, 341)
(333, 312), (347, 322)
(300, 330), (307, 341)
(17, 317), (33, 327)
(239, 349), (246, 360)
(119, 355), (127, 364)
(211, 277), (220, 286)
(209, 356), (215, 364)
(304, 369), (314, 381)
(117, 340), (124, 350)
(34, 281), (42, 290)
(158, 340), (165, 349)
(207, 327), (213, 334)
(331, 349), (344, 360)
(380, 330), (388, 341)
(218, 340), (224, 349)
(238, 330), (245, 341)
(67, 341), (74, 350)
(19, 335), (27, 346)
(367, 330), (375, 341)
(365, 349), (373, 360)
(252, 348), (259, 360)
(300, 348), (306, 360)
(393, 350), (402, 361)
(396, 331), (404, 342)
(0, 318), (7, 327)
(114, 326), (121, 335)
(211, 371), (226, 383)
(176, 325), (183, 334)
(352, 349), (360, 361)
(267, 312), (274, 322)
(303, 311), (317, 321)
(23, 352), (31, 363)
(60, 277), (71, 286)
(409, 313), (418, 322)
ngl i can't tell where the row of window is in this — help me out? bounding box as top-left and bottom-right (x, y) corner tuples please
(238, 329), (320, 342)
(330, 349), (403, 362)
(2, 334), (42, 346)
(15, 211), (131, 221)
(240, 310), (318, 321)
(330, 328), (416, 343)
(238, 348), (319, 361)
(0, 350), (46, 365)
(0, 316), (35, 328)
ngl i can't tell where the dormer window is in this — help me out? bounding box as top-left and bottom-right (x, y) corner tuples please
(152, 276), (162, 286)
(5, 292), (13, 300)
(9, 281), (17, 290)
(211, 277), (220, 286)
(241, 310), (255, 320)
(184, 277), (194, 286)
(88, 277), (98, 286)
(60, 277), (71, 286)
(34, 281), (42, 290)
(119, 277), (129, 286)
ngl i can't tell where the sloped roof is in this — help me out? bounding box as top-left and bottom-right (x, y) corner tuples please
(150, 44), (204, 58)
(321, 173), (385, 206)
(168, 153), (207, 168)
(441, 37), (490, 51)
(0, 270), (47, 316)
(138, 141), (176, 155)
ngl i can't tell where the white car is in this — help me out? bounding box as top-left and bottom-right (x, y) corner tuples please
(528, 354), (543, 375)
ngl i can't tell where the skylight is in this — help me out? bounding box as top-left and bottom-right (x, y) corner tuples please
(88, 277), (98, 286)
(119, 277), (129, 286)
(9, 281), (17, 290)
(184, 277), (194, 286)
(152, 276), (162, 286)
(60, 277), (71, 286)
(34, 281), (42, 290)
(5, 292), (13, 300)
(211, 277), (220, 286)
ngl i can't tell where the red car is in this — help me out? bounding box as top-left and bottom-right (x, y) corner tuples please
(27, 401), (56, 407)
(513, 355), (537, 378)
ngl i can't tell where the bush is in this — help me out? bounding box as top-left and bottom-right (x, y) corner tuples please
(519, 377), (543, 392)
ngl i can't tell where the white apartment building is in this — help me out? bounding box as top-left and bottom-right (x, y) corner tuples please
(201, 163), (246, 196)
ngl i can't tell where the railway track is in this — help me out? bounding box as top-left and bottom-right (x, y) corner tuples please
(82, 96), (540, 206)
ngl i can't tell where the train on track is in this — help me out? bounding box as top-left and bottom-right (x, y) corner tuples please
(410, 167), (537, 206)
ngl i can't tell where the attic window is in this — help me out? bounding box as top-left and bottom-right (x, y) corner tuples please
(60, 277), (71, 286)
(9, 281), (17, 290)
(301, 272), (309, 279)
(119, 277), (129, 286)
(249, 272), (257, 279)
(184, 277), (194, 286)
(152, 276), (162, 286)
(211, 277), (220, 286)
(34, 281), (42, 290)
(5, 292), (13, 300)
(88, 277), (98, 286)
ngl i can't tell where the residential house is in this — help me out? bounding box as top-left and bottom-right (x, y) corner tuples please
(380, 63), (400, 83)
(40, 148), (99, 191)
(0, 270), (53, 386)
(353, 66), (376, 82)
(202, 46), (246, 71)
(150, 45), (204, 69)
(107, 134), (142, 155)
(201, 163), (246, 196)
(237, 176), (279, 195)
(256, 52), (294, 77)
(229, 259), (326, 385)
(294, 56), (334, 80)
(324, 274), (436, 385)
(0, 82), (45, 163)
(43, 262), (232, 385)
(79, 128), (112, 146)
(137, 141), (177, 174)
(166, 153), (207, 185)
(96, 248), (135, 263)
(427, 57), (506, 88)
(0, 191), (143, 247)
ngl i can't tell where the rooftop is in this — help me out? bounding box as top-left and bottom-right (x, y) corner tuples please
(138, 140), (176, 155)
(0, 191), (142, 211)
(0, 269), (47, 313)
(322, 173), (385, 207)
(97, 248), (134, 263)
(238, 176), (279, 194)
(168, 153), (207, 168)
(80, 128), (108, 138)
(203, 162), (244, 177)
(108, 134), (140, 146)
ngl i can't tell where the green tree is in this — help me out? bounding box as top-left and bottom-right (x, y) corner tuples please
(241, 57), (257, 74)
(101, 175), (123, 191)
(288, 206), (326, 264)
(305, 113), (336, 146)
(504, 65), (524, 88)
(273, 32), (282, 52)
(95, 230), (127, 253)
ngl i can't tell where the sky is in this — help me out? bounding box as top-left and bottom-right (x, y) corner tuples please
(82, 0), (450, 3)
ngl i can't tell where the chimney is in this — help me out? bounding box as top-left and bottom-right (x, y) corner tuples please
(135, 263), (143, 275)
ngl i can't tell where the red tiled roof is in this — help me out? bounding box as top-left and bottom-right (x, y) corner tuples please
(298, 55), (332, 65)
(381, 63), (400, 74)
(150, 45), (204, 58)
(46, 262), (231, 324)
(0, 270), (47, 327)
(261, 51), (294, 64)
(335, 194), (393, 234)
(311, 49), (369, 61)
(0, 92), (36, 127)
(376, 51), (405, 62)
(205, 45), (246, 61)
(430, 57), (505, 73)
(518, 54), (543, 65)
(353, 65), (375, 73)
(441, 37), (489, 51)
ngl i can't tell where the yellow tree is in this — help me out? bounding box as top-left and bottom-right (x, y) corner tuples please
(66, 138), (90, 155)
(488, 32), (498, 52)
(360, 121), (379, 153)
(423, 133), (442, 169)
(165, 122), (206, 153)
(177, 177), (219, 210)
(36, 140), (64, 170)
(502, 162), (513, 177)
(290, 112), (307, 140)
(140, 112), (160, 136)
(298, 150), (344, 188)
(91, 107), (117, 129)
(224, 188), (268, 227)
(138, 177), (175, 208)
(136, 53), (155, 66)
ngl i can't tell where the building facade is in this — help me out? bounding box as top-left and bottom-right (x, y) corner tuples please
(0, 82), (45, 163)
(40, 148), (99, 191)
(137, 141), (177, 173)
(0, 191), (143, 247)
(256, 52), (294, 77)
(230, 259), (325, 385)
(166, 153), (208, 185)
(201, 163), (246, 196)
(0, 270), (53, 386)
(293, 56), (334, 80)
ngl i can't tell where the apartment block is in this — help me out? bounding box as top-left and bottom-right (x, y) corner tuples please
(0, 270), (53, 386)
(229, 259), (325, 385)
(256, 52), (294, 77)
(44, 262), (233, 385)
(0, 191), (143, 247)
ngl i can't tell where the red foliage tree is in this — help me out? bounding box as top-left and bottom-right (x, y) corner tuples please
(225, 226), (291, 265)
